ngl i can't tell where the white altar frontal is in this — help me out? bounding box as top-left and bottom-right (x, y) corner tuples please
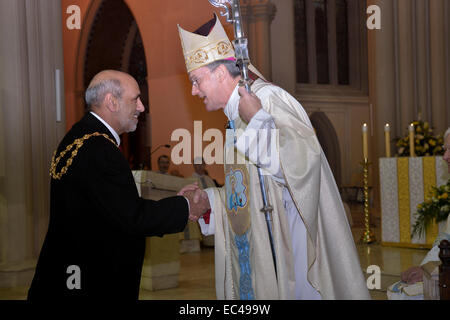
(379, 156), (449, 248)
(132, 170), (198, 291)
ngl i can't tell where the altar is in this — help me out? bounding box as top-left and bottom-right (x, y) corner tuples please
(132, 170), (198, 291)
(379, 156), (449, 248)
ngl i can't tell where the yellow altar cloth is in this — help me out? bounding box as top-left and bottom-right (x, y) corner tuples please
(379, 156), (449, 248)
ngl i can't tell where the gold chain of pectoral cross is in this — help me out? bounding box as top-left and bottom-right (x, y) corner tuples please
(50, 132), (117, 180)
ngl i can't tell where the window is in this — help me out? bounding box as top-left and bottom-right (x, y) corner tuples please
(294, 0), (309, 83)
(294, 0), (367, 90)
(314, 0), (330, 84)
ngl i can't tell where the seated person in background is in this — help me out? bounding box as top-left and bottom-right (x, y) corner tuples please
(191, 157), (221, 188)
(387, 216), (450, 300)
(156, 154), (170, 174)
(388, 127), (450, 299)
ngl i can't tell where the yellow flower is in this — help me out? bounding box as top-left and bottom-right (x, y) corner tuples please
(429, 139), (436, 146)
(441, 193), (448, 200)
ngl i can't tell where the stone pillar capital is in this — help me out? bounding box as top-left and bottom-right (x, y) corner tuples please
(242, 0), (276, 23)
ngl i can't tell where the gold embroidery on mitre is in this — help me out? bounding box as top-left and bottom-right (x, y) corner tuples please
(178, 14), (235, 73)
(192, 49), (209, 64)
(217, 41), (231, 55)
(184, 39), (234, 71)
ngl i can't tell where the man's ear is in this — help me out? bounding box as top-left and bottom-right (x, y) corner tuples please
(214, 64), (227, 82)
(104, 93), (119, 112)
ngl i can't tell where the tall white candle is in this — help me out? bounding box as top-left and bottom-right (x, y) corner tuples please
(409, 123), (415, 157)
(362, 123), (368, 159)
(384, 123), (391, 157)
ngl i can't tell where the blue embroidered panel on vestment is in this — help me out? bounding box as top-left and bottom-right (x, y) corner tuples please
(234, 232), (254, 300)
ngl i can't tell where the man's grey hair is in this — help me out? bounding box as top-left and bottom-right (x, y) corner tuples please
(206, 59), (241, 78)
(85, 78), (123, 109)
(444, 127), (450, 140)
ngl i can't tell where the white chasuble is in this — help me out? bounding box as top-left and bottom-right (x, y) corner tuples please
(203, 79), (370, 300)
(209, 119), (295, 300)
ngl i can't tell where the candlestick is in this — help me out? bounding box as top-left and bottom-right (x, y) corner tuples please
(384, 123), (391, 157)
(360, 159), (376, 244)
(409, 123), (415, 157)
(362, 123), (368, 160)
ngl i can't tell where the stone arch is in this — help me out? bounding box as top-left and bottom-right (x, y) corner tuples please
(74, 0), (150, 168)
(310, 111), (342, 186)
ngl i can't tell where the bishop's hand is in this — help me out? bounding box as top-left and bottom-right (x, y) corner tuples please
(238, 86), (262, 123)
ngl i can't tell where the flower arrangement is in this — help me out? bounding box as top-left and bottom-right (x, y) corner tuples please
(396, 120), (444, 156)
(412, 180), (450, 238)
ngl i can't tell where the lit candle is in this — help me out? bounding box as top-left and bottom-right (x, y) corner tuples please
(409, 123), (415, 157)
(362, 123), (368, 160)
(384, 123), (391, 157)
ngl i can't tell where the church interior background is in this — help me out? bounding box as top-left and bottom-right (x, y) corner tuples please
(0, 0), (449, 300)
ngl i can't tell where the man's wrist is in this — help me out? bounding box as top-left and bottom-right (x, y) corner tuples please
(182, 196), (190, 212)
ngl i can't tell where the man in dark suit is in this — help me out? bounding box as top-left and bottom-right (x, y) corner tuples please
(27, 70), (209, 300)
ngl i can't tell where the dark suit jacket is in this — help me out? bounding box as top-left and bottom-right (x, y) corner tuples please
(28, 113), (188, 300)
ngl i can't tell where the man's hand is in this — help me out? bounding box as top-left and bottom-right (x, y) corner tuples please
(178, 183), (210, 221)
(178, 182), (200, 196)
(238, 86), (262, 123)
(400, 266), (424, 284)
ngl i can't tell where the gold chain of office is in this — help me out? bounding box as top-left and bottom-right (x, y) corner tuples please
(50, 132), (117, 180)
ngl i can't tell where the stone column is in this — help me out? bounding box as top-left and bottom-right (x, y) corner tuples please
(397, 0), (415, 129)
(0, 0), (66, 287)
(367, 0), (397, 153)
(414, 0), (430, 122)
(269, 0), (296, 94)
(367, 0), (397, 215)
(242, 0), (276, 81)
(429, 0), (448, 134)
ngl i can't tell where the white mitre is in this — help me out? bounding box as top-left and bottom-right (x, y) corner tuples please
(177, 14), (266, 80)
(178, 14), (235, 73)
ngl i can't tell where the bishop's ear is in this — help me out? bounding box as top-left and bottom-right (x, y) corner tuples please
(214, 64), (228, 82)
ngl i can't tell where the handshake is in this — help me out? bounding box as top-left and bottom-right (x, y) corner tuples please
(178, 183), (211, 221)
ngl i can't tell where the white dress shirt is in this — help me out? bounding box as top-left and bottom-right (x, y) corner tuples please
(90, 111), (121, 146)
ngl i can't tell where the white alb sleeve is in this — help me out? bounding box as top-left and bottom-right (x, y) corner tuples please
(197, 188), (216, 236)
(235, 109), (285, 184)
